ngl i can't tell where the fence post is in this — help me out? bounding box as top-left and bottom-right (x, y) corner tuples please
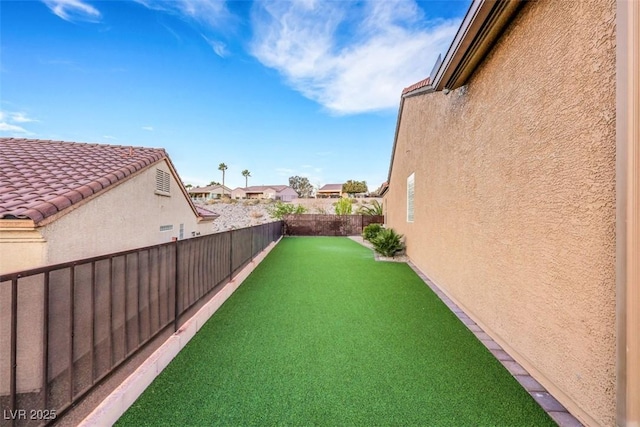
(174, 240), (180, 332)
(229, 230), (233, 280)
(10, 277), (18, 425)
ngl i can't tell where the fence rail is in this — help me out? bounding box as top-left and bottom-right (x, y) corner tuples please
(283, 214), (384, 236)
(0, 221), (283, 427)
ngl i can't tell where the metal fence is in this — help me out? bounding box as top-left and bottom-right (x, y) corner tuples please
(0, 221), (283, 427)
(283, 214), (384, 236)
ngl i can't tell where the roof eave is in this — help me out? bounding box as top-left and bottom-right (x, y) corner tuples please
(432, 0), (523, 92)
(386, 0), (523, 187)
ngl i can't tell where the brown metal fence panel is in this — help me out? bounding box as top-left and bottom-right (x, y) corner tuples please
(0, 221), (283, 427)
(283, 214), (383, 236)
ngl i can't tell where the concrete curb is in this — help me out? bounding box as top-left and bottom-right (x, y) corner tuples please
(78, 238), (281, 427)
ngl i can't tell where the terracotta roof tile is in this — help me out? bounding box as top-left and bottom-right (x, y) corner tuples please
(0, 138), (166, 223)
(76, 185), (94, 198)
(195, 205), (219, 219)
(402, 77), (431, 95)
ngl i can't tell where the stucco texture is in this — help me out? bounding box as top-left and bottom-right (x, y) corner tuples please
(40, 160), (213, 266)
(386, 1), (616, 425)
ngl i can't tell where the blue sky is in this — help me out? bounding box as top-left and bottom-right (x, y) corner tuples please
(1, 0), (470, 190)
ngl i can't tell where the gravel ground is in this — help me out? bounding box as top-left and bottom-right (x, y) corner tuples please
(197, 198), (383, 232)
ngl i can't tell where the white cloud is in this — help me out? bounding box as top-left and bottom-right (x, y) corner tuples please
(202, 36), (227, 57)
(135, 0), (235, 57)
(250, 0), (461, 114)
(10, 112), (38, 123)
(142, 126), (154, 131)
(0, 110), (38, 135)
(134, 0), (232, 30)
(102, 135), (117, 140)
(0, 123), (29, 133)
(42, 0), (101, 23)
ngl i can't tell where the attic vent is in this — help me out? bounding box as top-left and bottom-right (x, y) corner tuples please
(155, 169), (170, 195)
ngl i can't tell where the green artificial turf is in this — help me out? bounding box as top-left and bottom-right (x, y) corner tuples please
(117, 237), (555, 427)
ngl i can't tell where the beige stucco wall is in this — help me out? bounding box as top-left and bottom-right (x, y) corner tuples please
(0, 220), (46, 275)
(0, 160), (214, 276)
(386, 1), (616, 426)
(40, 160), (213, 266)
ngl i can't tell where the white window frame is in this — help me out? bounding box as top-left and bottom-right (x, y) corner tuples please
(407, 173), (415, 223)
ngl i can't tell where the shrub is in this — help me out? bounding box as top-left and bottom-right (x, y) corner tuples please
(334, 198), (353, 215)
(267, 201), (308, 220)
(371, 228), (405, 257)
(362, 223), (383, 241)
(359, 200), (383, 216)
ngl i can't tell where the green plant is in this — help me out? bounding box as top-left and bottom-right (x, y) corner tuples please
(359, 200), (383, 216)
(342, 180), (368, 196)
(334, 198), (352, 215)
(371, 228), (404, 257)
(242, 169), (251, 187)
(267, 201), (307, 219)
(362, 223), (383, 241)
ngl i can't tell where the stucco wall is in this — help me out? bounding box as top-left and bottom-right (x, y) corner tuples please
(386, 1), (616, 425)
(0, 221), (46, 275)
(41, 160), (214, 266)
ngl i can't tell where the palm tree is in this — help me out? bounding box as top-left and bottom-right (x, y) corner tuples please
(218, 163), (228, 197)
(242, 169), (251, 188)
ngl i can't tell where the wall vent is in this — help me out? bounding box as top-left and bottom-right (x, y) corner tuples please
(156, 169), (170, 195)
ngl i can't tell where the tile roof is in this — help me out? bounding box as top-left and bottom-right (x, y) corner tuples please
(317, 184), (343, 192)
(0, 138), (167, 224)
(188, 185), (229, 193)
(242, 185), (290, 192)
(402, 77), (431, 95)
(195, 205), (218, 219)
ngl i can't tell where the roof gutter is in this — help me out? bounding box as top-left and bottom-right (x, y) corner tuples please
(433, 0), (523, 92)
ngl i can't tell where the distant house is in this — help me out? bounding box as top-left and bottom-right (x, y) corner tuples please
(316, 183), (344, 198)
(231, 185), (298, 202)
(384, 1), (640, 426)
(188, 184), (232, 201)
(0, 138), (218, 275)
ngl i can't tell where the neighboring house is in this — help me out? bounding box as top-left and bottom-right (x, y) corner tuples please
(188, 184), (232, 201)
(0, 138), (218, 275)
(385, 1), (639, 426)
(316, 183), (344, 198)
(231, 185), (298, 202)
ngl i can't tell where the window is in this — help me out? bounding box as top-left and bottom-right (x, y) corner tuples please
(407, 173), (415, 223)
(160, 225), (173, 232)
(179, 223), (184, 240)
(155, 169), (170, 195)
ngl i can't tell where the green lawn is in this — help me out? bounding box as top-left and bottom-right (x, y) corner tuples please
(117, 237), (554, 426)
